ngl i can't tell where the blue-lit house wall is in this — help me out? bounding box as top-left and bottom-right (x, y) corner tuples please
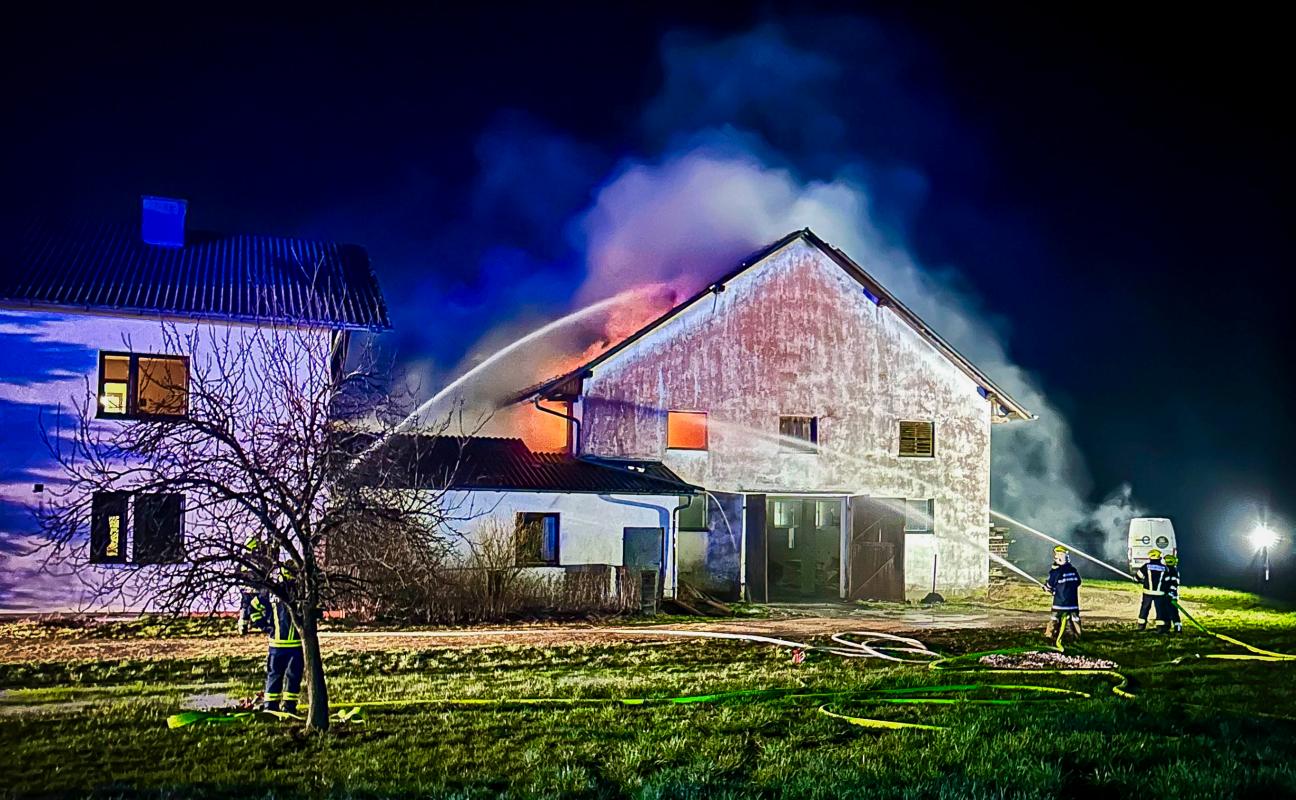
(0, 307), (332, 612)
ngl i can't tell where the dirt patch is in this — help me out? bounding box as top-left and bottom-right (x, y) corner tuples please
(0, 610), (1066, 665)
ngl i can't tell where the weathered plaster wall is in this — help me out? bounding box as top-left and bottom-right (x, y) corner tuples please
(0, 307), (331, 612)
(578, 239), (993, 598)
(434, 490), (678, 593)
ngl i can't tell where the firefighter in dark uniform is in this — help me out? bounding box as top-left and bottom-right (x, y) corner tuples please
(236, 536), (267, 636)
(1135, 549), (1172, 632)
(1044, 545), (1083, 640)
(251, 585), (304, 713)
(1163, 554), (1183, 633)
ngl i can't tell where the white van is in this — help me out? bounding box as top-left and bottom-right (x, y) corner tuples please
(1128, 517), (1177, 569)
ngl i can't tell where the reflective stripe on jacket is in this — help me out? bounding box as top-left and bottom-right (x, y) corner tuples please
(252, 593), (302, 648)
(1136, 561), (1169, 595)
(1045, 563), (1082, 611)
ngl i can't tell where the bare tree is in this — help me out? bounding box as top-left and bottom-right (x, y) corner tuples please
(33, 318), (475, 733)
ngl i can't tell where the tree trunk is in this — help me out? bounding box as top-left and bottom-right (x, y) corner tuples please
(300, 613), (330, 733)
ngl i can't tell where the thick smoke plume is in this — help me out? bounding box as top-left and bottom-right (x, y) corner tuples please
(428, 20), (1141, 564)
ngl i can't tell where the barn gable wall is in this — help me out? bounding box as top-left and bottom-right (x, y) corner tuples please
(578, 238), (992, 597)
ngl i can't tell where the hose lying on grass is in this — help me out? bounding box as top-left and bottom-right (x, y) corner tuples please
(166, 606), (1296, 731)
(1172, 599), (1296, 662)
(166, 627), (1125, 731)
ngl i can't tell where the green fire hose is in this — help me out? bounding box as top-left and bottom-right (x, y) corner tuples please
(166, 600), (1293, 732)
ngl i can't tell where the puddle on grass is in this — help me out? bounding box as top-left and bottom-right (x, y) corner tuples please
(0, 682), (249, 717)
(180, 692), (241, 710)
(0, 697), (95, 716)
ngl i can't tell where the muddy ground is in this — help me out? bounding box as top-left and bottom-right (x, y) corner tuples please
(0, 603), (1086, 664)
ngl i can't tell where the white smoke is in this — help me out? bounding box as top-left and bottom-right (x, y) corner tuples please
(435, 23), (1143, 560)
(574, 142), (1142, 561)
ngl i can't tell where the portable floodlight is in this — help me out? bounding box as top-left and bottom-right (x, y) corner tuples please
(1249, 524), (1279, 582)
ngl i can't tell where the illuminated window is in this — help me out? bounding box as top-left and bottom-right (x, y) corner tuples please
(89, 491), (187, 564)
(97, 352), (189, 419)
(898, 421), (935, 458)
(99, 355), (130, 415)
(90, 492), (129, 564)
(137, 357), (189, 417)
(905, 499), (934, 533)
(516, 512), (560, 566)
(779, 415), (818, 452)
(666, 410), (708, 450)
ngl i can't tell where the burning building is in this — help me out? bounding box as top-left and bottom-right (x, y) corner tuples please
(506, 229), (1031, 602)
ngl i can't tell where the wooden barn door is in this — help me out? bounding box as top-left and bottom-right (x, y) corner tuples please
(847, 496), (905, 601)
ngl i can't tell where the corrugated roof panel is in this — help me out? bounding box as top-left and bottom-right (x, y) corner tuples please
(2, 219), (391, 330)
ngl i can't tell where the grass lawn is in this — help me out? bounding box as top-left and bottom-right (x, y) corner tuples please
(2, 586), (1295, 799)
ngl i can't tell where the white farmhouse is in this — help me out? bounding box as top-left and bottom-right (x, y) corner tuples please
(0, 197), (389, 612)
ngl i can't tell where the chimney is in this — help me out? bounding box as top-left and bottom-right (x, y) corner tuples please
(140, 195), (187, 247)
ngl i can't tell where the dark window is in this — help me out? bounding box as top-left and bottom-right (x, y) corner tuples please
(666, 411), (708, 450)
(678, 496), (707, 531)
(898, 421), (935, 458)
(97, 352), (189, 419)
(134, 494), (185, 564)
(779, 415), (818, 452)
(904, 499), (934, 533)
(516, 512), (560, 566)
(90, 492), (129, 564)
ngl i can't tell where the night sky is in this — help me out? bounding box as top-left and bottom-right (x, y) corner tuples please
(3, 4), (1292, 595)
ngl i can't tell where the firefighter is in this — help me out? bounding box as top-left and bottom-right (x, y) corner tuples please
(1135, 549), (1172, 632)
(251, 582), (304, 714)
(236, 536), (266, 636)
(1164, 553), (1183, 633)
(1044, 545), (1082, 640)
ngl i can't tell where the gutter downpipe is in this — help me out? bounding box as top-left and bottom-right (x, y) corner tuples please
(533, 396), (581, 455)
(667, 494), (697, 600)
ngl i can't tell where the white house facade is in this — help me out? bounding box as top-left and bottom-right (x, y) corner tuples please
(0, 198), (389, 612)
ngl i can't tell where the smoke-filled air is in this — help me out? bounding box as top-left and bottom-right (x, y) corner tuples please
(407, 21), (1142, 566)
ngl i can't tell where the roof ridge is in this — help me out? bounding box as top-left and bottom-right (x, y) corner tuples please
(510, 228), (1030, 420)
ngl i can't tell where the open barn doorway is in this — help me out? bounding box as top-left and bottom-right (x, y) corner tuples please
(763, 496), (845, 601)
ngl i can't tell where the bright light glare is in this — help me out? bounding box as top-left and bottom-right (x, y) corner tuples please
(1249, 525), (1279, 551)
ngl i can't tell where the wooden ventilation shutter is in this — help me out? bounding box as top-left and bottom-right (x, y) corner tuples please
(898, 421), (935, 457)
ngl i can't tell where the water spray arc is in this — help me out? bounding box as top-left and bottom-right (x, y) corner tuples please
(402, 286), (660, 432)
(990, 509), (1133, 582)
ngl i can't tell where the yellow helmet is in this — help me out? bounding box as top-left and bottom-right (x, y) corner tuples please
(1164, 554), (1179, 566)
(1054, 545), (1069, 553)
(1148, 549), (1162, 560)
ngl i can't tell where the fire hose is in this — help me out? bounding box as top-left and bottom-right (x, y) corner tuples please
(166, 597), (1294, 731)
(165, 627), (1131, 731)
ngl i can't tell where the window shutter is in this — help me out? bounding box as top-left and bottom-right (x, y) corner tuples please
(898, 421), (935, 457)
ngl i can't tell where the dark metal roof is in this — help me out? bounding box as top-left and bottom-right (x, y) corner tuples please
(373, 435), (698, 494)
(2, 218), (390, 330)
(511, 228), (1031, 420)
